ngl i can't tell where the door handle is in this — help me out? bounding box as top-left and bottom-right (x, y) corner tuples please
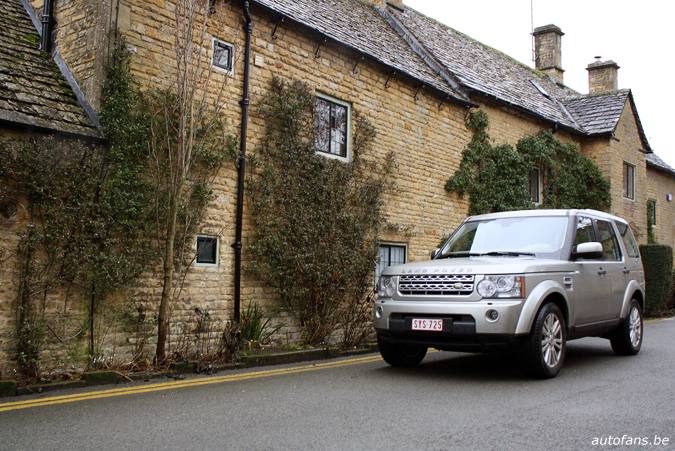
(623, 269), (631, 275)
(597, 268), (607, 275)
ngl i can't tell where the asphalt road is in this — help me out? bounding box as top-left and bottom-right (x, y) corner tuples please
(1, 319), (673, 451)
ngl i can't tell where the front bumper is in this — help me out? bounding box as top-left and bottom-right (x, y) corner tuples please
(373, 298), (526, 351)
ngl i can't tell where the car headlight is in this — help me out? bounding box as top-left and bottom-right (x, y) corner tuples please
(477, 275), (524, 299)
(378, 276), (396, 298)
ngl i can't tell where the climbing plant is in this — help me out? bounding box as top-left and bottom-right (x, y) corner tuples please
(446, 110), (611, 215)
(0, 125), (155, 375)
(247, 76), (395, 347)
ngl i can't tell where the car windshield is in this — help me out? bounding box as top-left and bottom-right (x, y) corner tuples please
(439, 216), (568, 258)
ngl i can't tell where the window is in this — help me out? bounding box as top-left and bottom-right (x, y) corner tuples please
(596, 220), (621, 261)
(616, 221), (640, 258)
(212, 40), (234, 73)
(196, 236), (219, 266)
(376, 243), (407, 283)
(528, 168), (541, 204)
(623, 162), (635, 200)
(573, 216), (598, 260)
(314, 94), (351, 161)
(648, 199), (657, 226)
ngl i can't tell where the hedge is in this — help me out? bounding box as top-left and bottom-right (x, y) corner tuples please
(639, 244), (673, 316)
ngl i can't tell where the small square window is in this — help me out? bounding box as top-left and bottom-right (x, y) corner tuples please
(213, 40), (233, 72)
(376, 243), (407, 284)
(528, 168), (541, 204)
(196, 236), (219, 266)
(314, 94), (351, 161)
(623, 162), (635, 200)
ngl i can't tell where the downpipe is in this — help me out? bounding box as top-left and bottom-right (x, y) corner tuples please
(40, 0), (53, 53)
(232, 1), (252, 323)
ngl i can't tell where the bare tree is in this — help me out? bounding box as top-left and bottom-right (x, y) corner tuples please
(150, 0), (235, 363)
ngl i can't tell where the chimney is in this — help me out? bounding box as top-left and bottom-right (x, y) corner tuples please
(533, 25), (564, 84)
(587, 59), (620, 93)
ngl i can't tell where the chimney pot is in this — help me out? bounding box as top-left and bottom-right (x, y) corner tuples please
(533, 24), (565, 84)
(587, 60), (620, 93)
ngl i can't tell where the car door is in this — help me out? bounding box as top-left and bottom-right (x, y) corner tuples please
(595, 219), (625, 319)
(572, 215), (612, 325)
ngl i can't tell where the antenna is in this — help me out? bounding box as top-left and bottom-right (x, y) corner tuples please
(531, 0), (536, 63)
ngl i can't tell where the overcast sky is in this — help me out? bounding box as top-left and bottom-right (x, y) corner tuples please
(404, 0), (674, 169)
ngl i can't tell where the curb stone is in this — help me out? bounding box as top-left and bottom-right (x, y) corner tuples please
(2, 344), (379, 398)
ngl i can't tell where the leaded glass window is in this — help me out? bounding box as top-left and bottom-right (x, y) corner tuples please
(315, 96), (349, 158)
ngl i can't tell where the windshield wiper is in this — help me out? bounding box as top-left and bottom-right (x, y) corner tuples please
(439, 252), (483, 259)
(481, 251), (536, 257)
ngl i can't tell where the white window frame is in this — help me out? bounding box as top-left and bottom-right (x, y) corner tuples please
(195, 235), (219, 267)
(211, 38), (234, 75)
(376, 242), (408, 284)
(623, 161), (635, 200)
(314, 92), (352, 162)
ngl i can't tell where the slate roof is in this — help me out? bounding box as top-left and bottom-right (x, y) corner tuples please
(0, 0), (102, 138)
(646, 153), (675, 177)
(561, 90), (629, 134)
(387, 6), (582, 131)
(251, 0), (470, 103)
(249, 0), (652, 150)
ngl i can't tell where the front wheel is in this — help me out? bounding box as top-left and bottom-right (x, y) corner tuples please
(517, 303), (566, 379)
(610, 299), (643, 356)
(377, 335), (427, 367)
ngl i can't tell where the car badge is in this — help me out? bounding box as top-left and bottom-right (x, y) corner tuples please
(454, 283), (463, 289)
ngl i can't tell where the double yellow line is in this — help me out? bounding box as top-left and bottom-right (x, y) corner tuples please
(0, 354), (383, 412)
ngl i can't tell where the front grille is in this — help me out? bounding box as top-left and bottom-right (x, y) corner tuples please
(399, 274), (474, 296)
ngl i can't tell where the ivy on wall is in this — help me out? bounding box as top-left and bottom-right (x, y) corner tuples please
(446, 110), (611, 215)
(247, 76), (395, 347)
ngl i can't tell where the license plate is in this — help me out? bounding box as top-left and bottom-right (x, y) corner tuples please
(411, 318), (443, 331)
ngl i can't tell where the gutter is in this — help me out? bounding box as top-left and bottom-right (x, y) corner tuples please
(232, 0), (253, 324)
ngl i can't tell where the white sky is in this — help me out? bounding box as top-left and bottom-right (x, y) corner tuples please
(404, 0), (675, 169)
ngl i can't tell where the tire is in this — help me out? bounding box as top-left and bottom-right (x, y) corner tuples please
(377, 335), (428, 367)
(610, 299), (643, 356)
(517, 303), (566, 379)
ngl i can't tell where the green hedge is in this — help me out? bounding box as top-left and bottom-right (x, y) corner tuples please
(639, 244), (673, 316)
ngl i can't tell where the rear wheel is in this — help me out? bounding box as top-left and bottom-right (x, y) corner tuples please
(610, 299), (643, 356)
(518, 303), (566, 379)
(377, 335), (427, 367)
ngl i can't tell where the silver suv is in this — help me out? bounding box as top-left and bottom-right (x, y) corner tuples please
(374, 209), (645, 378)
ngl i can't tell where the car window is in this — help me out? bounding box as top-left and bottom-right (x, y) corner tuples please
(573, 216), (598, 260)
(440, 216), (567, 256)
(615, 221), (640, 258)
(597, 220), (621, 261)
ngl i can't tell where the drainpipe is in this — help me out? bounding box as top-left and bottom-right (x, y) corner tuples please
(232, 1), (252, 323)
(40, 0), (53, 53)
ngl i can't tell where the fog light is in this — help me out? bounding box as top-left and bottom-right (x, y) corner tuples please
(375, 305), (383, 319)
(486, 309), (499, 322)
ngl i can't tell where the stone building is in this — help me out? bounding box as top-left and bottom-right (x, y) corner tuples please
(1, 0), (672, 367)
(0, 0), (105, 368)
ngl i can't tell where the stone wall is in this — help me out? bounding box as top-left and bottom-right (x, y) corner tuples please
(646, 168), (675, 249)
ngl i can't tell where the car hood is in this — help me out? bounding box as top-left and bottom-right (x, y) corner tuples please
(381, 256), (573, 276)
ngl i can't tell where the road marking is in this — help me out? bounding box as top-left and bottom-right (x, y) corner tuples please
(644, 316), (674, 323)
(0, 354), (384, 412)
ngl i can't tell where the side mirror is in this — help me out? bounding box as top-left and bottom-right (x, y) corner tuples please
(430, 248), (441, 259)
(572, 242), (603, 260)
